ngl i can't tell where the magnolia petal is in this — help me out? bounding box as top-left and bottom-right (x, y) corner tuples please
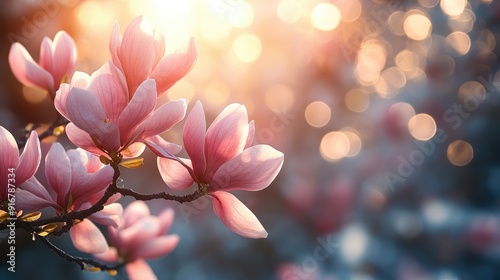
(66, 87), (121, 152)
(157, 208), (175, 234)
(123, 201), (150, 228)
(70, 71), (91, 88)
(88, 62), (128, 122)
(94, 247), (118, 263)
(132, 235), (179, 260)
(118, 79), (156, 144)
(18, 177), (52, 201)
(39, 37), (53, 74)
(157, 157), (194, 190)
(120, 217), (161, 248)
(71, 165), (114, 208)
(204, 103), (249, 180)
(16, 131), (41, 185)
(0, 126), (20, 198)
(107, 193), (122, 205)
(126, 259), (157, 280)
(211, 145), (284, 192)
(45, 143), (71, 207)
(70, 219), (109, 254)
(8, 42), (53, 92)
(109, 21), (123, 70)
(141, 135), (181, 159)
(245, 120), (255, 149)
(65, 123), (106, 156)
(121, 142), (146, 159)
(16, 177), (57, 212)
(54, 83), (71, 119)
(183, 101), (206, 181)
(152, 29), (165, 67)
(118, 16), (155, 96)
(89, 203), (123, 228)
(79, 148), (106, 173)
(211, 191), (268, 238)
(54, 71), (90, 119)
(16, 189), (54, 213)
(151, 37), (198, 95)
(138, 99), (187, 139)
(66, 149), (88, 183)
(51, 31), (77, 88)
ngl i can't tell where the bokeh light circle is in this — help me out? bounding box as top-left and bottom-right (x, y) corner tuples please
(447, 140), (474, 166)
(404, 11), (432, 41)
(305, 101), (331, 128)
(311, 3), (341, 31)
(408, 114), (437, 141)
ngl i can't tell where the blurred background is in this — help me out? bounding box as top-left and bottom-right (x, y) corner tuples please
(1, 0), (500, 279)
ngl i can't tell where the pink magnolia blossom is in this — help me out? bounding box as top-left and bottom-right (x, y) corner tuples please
(158, 101), (284, 238)
(95, 201), (179, 280)
(110, 16), (197, 97)
(54, 62), (187, 159)
(8, 31), (77, 97)
(16, 143), (121, 254)
(0, 126), (41, 201)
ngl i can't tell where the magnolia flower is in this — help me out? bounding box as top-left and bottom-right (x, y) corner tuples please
(0, 126), (41, 201)
(95, 201), (179, 280)
(110, 16), (197, 97)
(158, 102), (284, 238)
(16, 143), (121, 254)
(8, 31), (77, 97)
(54, 62), (187, 159)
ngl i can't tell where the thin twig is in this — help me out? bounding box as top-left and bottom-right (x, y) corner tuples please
(17, 113), (69, 149)
(38, 236), (123, 271)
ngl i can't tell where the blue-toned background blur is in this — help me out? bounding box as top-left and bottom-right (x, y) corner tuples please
(1, 0), (500, 279)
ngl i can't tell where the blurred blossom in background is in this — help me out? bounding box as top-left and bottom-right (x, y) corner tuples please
(1, 0), (500, 279)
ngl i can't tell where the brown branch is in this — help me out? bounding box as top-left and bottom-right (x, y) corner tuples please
(17, 113), (69, 149)
(39, 235), (124, 271)
(115, 186), (204, 203)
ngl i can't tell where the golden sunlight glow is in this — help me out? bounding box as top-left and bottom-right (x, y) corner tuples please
(203, 81), (231, 106)
(440, 0), (467, 17)
(200, 20), (232, 48)
(305, 101), (331, 128)
(311, 3), (341, 31)
(404, 11), (432, 41)
(265, 84), (295, 112)
(167, 80), (196, 101)
(277, 0), (302, 24)
(337, 0), (362, 23)
(447, 140), (474, 166)
(320, 131), (350, 162)
(345, 88), (370, 113)
(76, 1), (115, 30)
(129, 0), (196, 47)
(227, 2), (254, 28)
(445, 31), (471, 56)
(232, 33), (262, 63)
(22, 86), (47, 104)
(408, 114), (437, 141)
